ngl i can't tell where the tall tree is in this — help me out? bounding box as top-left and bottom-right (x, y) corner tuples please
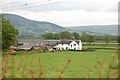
(80, 32), (88, 42)
(60, 31), (73, 39)
(42, 33), (54, 39)
(0, 17), (1, 51)
(0, 14), (2, 50)
(87, 34), (95, 45)
(104, 34), (111, 44)
(42, 33), (60, 39)
(117, 36), (120, 45)
(72, 32), (80, 40)
(54, 33), (60, 39)
(2, 17), (18, 50)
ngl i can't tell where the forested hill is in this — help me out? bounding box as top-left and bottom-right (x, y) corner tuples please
(66, 25), (118, 35)
(3, 13), (118, 36)
(3, 13), (66, 37)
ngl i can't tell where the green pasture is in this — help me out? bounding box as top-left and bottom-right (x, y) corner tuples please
(83, 42), (118, 49)
(3, 49), (118, 78)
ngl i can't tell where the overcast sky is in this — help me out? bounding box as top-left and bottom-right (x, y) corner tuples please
(1, 0), (119, 27)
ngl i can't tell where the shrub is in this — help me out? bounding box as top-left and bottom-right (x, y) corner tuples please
(82, 48), (95, 52)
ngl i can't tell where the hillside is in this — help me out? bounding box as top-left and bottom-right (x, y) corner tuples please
(67, 25), (118, 35)
(3, 13), (66, 37)
(3, 13), (118, 36)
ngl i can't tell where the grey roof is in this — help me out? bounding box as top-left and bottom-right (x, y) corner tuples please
(18, 39), (60, 43)
(59, 40), (79, 44)
(59, 40), (72, 44)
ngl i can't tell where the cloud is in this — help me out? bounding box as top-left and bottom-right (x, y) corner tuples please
(1, 0), (118, 26)
(2, 0), (119, 12)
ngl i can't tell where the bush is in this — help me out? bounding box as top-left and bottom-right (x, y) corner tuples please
(82, 48), (95, 52)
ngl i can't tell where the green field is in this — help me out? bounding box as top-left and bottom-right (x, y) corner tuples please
(83, 42), (118, 49)
(2, 49), (118, 78)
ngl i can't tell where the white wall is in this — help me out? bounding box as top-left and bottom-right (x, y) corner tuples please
(58, 44), (69, 50)
(69, 41), (79, 50)
(54, 44), (69, 50)
(79, 40), (82, 50)
(69, 40), (82, 50)
(54, 40), (82, 50)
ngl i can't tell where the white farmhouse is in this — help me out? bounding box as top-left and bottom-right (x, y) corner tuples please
(54, 40), (82, 50)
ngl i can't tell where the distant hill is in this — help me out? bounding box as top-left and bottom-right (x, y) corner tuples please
(3, 13), (66, 37)
(3, 13), (118, 36)
(67, 25), (118, 35)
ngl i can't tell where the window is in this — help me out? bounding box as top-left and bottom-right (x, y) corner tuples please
(74, 44), (76, 46)
(66, 47), (68, 50)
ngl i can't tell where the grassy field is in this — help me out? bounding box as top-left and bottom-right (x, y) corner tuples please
(2, 49), (118, 78)
(83, 42), (118, 49)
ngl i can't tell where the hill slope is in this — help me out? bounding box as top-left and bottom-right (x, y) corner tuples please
(3, 13), (66, 37)
(3, 13), (118, 36)
(67, 25), (118, 35)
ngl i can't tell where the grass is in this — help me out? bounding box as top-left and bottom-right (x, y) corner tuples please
(2, 49), (118, 78)
(83, 42), (118, 49)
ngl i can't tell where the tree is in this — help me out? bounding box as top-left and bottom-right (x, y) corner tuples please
(72, 32), (80, 40)
(80, 32), (88, 42)
(87, 34), (95, 45)
(54, 33), (60, 39)
(2, 18), (18, 50)
(60, 31), (73, 39)
(94, 35), (104, 41)
(42, 33), (60, 39)
(0, 30), (1, 49)
(42, 33), (54, 39)
(118, 36), (120, 45)
(104, 34), (111, 44)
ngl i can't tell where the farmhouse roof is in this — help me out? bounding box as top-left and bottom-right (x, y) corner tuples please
(59, 40), (79, 44)
(46, 44), (56, 47)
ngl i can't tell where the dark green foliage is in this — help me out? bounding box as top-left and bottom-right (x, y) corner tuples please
(118, 36), (120, 45)
(42, 33), (60, 39)
(87, 34), (95, 44)
(54, 33), (60, 39)
(72, 32), (80, 40)
(80, 32), (88, 42)
(80, 32), (95, 44)
(2, 17), (18, 50)
(60, 31), (73, 39)
(94, 35), (118, 43)
(82, 48), (95, 52)
(104, 34), (111, 44)
(0, 15), (2, 50)
(81, 33), (118, 44)
(94, 35), (104, 41)
(42, 31), (81, 40)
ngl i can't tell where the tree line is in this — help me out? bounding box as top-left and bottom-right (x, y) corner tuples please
(42, 31), (119, 44)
